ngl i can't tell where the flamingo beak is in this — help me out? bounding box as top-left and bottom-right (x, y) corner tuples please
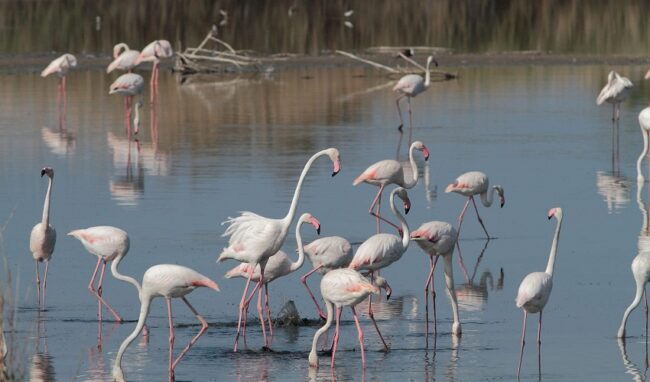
(310, 217), (321, 235)
(332, 158), (341, 177)
(547, 208), (555, 219)
(404, 198), (411, 214)
(41, 169), (46, 177)
(500, 196), (505, 208)
(385, 283), (392, 300)
(432, 59), (439, 67)
(422, 147), (430, 161)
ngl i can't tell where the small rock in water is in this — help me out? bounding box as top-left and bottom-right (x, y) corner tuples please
(274, 300), (302, 327)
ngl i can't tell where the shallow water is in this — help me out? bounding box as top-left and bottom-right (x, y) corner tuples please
(2, 64), (650, 381)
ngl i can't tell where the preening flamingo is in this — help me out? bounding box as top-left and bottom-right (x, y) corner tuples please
(302, 236), (353, 320)
(445, 171), (505, 240)
(308, 268), (389, 369)
(112, 264), (219, 382)
(29, 167), (56, 308)
(41, 53), (77, 116)
(410, 221), (461, 344)
(393, 56), (437, 142)
(109, 73), (144, 136)
(597, 71), (633, 122)
(223, 213), (321, 348)
(353, 141), (429, 232)
(515, 207), (563, 378)
(107, 43), (140, 73)
(218, 148), (341, 351)
(348, 187), (410, 351)
(135, 40), (173, 101)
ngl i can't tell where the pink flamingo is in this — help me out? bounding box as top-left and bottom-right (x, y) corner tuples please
(348, 187), (410, 352)
(109, 73), (144, 136)
(135, 40), (173, 102)
(302, 236), (353, 320)
(107, 43), (140, 74)
(353, 141), (429, 232)
(410, 221), (461, 346)
(29, 167), (56, 309)
(224, 213), (321, 347)
(515, 207), (563, 378)
(218, 148), (341, 352)
(67, 226), (143, 324)
(445, 171), (505, 240)
(597, 71), (633, 122)
(393, 56), (436, 142)
(112, 264), (219, 382)
(308, 268), (389, 369)
(41, 53), (77, 118)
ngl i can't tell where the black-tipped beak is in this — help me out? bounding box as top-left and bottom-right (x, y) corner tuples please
(41, 169), (46, 177)
(404, 205), (410, 214)
(548, 215), (552, 220)
(432, 59), (439, 67)
(331, 171), (338, 177)
(316, 226), (321, 235)
(386, 286), (392, 300)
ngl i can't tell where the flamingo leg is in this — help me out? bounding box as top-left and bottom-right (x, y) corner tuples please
(87, 257), (102, 319)
(424, 254), (435, 347)
(56, 78), (62, 115)
(331, 307), (342, 368)
(42, 260), (49, 309)
(368, 273), (389, 352)
(537, 311), (543, 378)
(407, 96), (413, 146)
(454, 241), (470, 283)
(396, 95), (405, 131)
(35, 260), (41, 307)
(264, 284), (273, 343)
(62, 76), (68, 119)
(612, 103), (616, 122)
(234, 265), (255, 352)
(431, 256), (439, 336)
(517, 311), (528, 379)
(471, 197), (491, 239)
(645, 289), (648, 335)
(256, 286), (268, 348)
(351, 306), (367, 369)
(166, 297), (175, 381)
(368, 184), (402, 233)
(456, 198), (472, 237)
(96, 260), (123, 322)
(170, 297), (209, 372)
(301, 266), (327, 320)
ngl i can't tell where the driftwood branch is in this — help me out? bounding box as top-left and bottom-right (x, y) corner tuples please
(335, 50), (400, 74)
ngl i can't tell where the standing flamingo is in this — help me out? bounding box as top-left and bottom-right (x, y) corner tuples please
(218, 148), (341, 351)
(109, 73), (144, 136)
(302, 236), (353, 320)
(515, 207), (563, 378)
(112, 264), (219, 382)
(353, 141), (429, 232)
(637, 106), (650, 183)
(223, 213), (321, 347)
(68, 226), (142, 324)
(107, 43), (140, 73)
(29, 167), (56, 308)
(41, 53), (77, 118)
(597, 71), (633, 122)
(308, 268), (390, 369)
(348, 187), (411, 351)
(393, 56), (437, 142)
(410, 221), (461, 345)
(135, 40), (173, 102)
(445, 171), (505, 240)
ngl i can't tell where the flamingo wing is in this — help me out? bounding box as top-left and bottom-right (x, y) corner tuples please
(515, 272), (552, 311)
(349, 233), (401, 270)
(353, 160), (402, 185)
(393, 74), (424, 95)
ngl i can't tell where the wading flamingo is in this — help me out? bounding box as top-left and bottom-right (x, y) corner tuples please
(112, 264), (219, 382)
(107, 43), (140, 73)
(597, 71), (633, 122)
(302, 236), (353, 320)
(308, 268), (389, 369)
(223, 213), (321, 348)
(410, 221), (461, 345)
(41, 53), (77, 117)
(637, 106), (650, 183)
(445, 171), (505, 240)
(135, 40), (173, 102)
(515, 207), (563, 378)
(109, 73), (144, 136)
(353, 141), (429, 233)
(393, 56), (437, 142)
(218, 148), (341, 352)
(29, 167), (56, 308)
(348, 187), (410, 352)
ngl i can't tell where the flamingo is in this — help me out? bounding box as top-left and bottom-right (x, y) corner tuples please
(29, 167), (56, 308)
(107, 43), (140, 73)
(223, 213), (321, 347)
(410, 221), (461, 345)
(515, 207), (563, 378)
(67, 226), (142, 324)
(112, 264), (219, 382)
(353, 141), (429, 233)
(597, 71), (633, 122)
(308, 268), (390, 369)
(348, 187), (411, 351)
(109, 73), (144, 136)
(393, 56), (437, 142)
(218, 148), (341, 351)
(637, 106), (650, 183)
(445, 171), (505, 240)
(41, 53), (77, 116)
(302, 236), (353, 320)
(135, 40), (173, 101)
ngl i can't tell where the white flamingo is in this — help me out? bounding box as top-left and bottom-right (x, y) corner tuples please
(107, 43), (140, 73)
(636, 106), (650, 183)
(393, 56), (437, 142)
(109, 73), (144, 136)
(29, 167), (56, 308)
(135, 40), (173, 102)
(597, 71), (633, 122)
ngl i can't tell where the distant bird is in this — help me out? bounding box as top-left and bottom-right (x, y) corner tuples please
(218, 148), (341, 352)
(411, 221), (461, 344)
(41, 53), (77, 93)
(515, 207), (563, 378)
(353, 141), (429, 233)
(396, 48), (414, 58)
(68, 226), (142, 323)
(445, 171), (505, 240)
(224, 213), (321, 347)
(637, 106), (650, 183)
(135, 40), (173, 101)
(597, 71), (633, 122)
(109, 73), (144, 136)
(29, 167), (56, 308)
(301, 236), (353, 320)
(107, 43), (140, 73)
(112, 264), (219, 382)
(308, 268), (389, 369)
(348, 187), (410, 352)
(393, 56), (437, 142)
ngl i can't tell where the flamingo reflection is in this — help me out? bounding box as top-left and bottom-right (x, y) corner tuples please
(30, 312), (55, 382)
(41, 127), (75, 157)
(455, 241), (505, 312)
(618, 338), (648, 382)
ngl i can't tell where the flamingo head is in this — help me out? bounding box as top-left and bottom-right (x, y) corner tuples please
(413, 141), (430, 161)
(63, 54), (78, 69)
(393, 187), (411, 214)
(41, 167), (54, 178)
(410, 229), (438, 244)
(300, 213), (321, 235)
(326, 148), (341, 177)
(547, 207), (562, 220)
(375, 276), (392, 299)
(645, 69), (650, 80)
(154, 40), (173, 59)
(494, 186), (505, 208)
(112, 43), (129, 59)
(426, 56), (438, 68)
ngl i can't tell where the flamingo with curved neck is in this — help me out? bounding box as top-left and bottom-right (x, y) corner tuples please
(636, 106), (650, 183)
(218, 148), (341, 351)
(30, 167), (57, 309)
(108, 43), (140, 73)
(393, 56), (437, 143)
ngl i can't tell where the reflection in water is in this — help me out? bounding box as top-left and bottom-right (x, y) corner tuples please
(41, 127), (75, 157)
(31, 313), (55, 382)
(596, 171), (630, 214)
(455, 241), (505, 312)
(618, 338), (648, 382)
(356, 295), (409, 321)
(423, 335), (460, 382)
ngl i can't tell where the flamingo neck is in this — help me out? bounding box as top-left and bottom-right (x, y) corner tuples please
(308, 299), (334, 367)
(637, 128), (648, 183)
(112, 295), (151, 381)
(442, 254), (461, 331)
(389, 190), (410, 249)
(480, 186), (497, 207)
(424, 59), (432, 88)
(545, 214), (563, 276)
(42, 176), (53, 227)
(133, 101), (141, 134)
(111, 254), (142, 296)
(638, 179), (648, 234)
(114, 43), (129, 58)
(283, 149), (329, 224)
(404, 143), (420, 188)
(290, 221), (307, 272)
